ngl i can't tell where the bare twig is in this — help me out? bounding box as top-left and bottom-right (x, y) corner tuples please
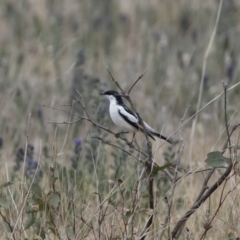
(11, 141), (42, 238)
(222, 123), (240, 154)
(137, 115), (154, 240)
(189, 0), (223, 161)
(0, 211), (15, 239)
(46, 118), (82, 124)
(43, 104), (81, 119)
(222, 80), (232, 156)
(58, 101), (74, 155)
(49, 210), (62, 240)
(199, 177), (240, 240)
(104, 65), (154, 239)
(128, 71), (147, 94)
(159, 106), (188, 240)
(198, 79), (235, 239)
(171, 165), (232, 239)
(92, 135), (144, 162)
(21, 113), (31, 202)
(176, 167), (227, 182)
(171, 122), (240, 239)
(103, 63), (124, 93)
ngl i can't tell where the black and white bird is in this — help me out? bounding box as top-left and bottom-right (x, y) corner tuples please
(100, 90), (172, 144)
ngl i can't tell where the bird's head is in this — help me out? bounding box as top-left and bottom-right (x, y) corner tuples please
(100, 90), (123, 104)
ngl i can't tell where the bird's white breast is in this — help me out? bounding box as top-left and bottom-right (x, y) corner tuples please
(109, 100), (136, 132)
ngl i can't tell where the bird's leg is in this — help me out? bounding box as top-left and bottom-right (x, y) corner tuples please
(115, 131), (129, 138)
(130, 133), (136, 145)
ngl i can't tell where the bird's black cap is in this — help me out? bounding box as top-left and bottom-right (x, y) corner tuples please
(100, 90), (124, 104)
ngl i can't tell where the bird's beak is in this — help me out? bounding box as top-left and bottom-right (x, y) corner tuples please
(100, 91), (105, 95)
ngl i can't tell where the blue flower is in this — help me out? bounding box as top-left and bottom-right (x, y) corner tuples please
(74, 138), (83, 146)
(74, 138), (83, 155)
(71, 138), (83, 169)
(26, 157), (38, 175)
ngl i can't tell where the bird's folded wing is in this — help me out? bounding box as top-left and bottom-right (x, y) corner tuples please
(118, 106), (157, 133)
(118, 107), (156, 140)
(118, 106), (140, 130)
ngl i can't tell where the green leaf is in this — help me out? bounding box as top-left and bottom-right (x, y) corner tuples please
(48, 192), (60, 208)
(0, 196), (11, 209)
(67, 228), (75, 239)
(227, 232), (235, 240)
(142, 193), (150, 198)
(205, 151), (231, 167)
(25, 205), (32, 214)
(24, 214), (35, 230)
(122, 210), (131, 221)
(3, 221), (13, 232)
(151, 162), (173, 177)
(31, 184), (42, 200)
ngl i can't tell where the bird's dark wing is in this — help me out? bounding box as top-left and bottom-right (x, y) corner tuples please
(118, 106), (140, 130)
(118, 106), (155, 140)
(119, 104), (171, 143)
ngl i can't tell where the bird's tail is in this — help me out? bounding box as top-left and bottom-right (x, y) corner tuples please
(144, 122), (172, 144)
(151, 132), (172, 144)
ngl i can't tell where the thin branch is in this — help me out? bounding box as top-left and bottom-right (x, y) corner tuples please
(128, 71), (147, 94)
(193, 80), (234, 239)
(197, 80), (237, 238)
(58, 100), (74, 155)
(222, 80), (232, 156)
(171, 164), (232, 239)
(189, 0), (223, 161)
(48, 110), (147, 159)
(104, 65), (154, 239)
(199, 177), (240, 240)
(136, 113), (154, 240)
(176, 167), (227, 182)
(153, 80), (240, 154)
(20, 113), (31, 203)
(171, 122), (240, 239)
(11, 142), (42, 238)
(0, 211), (15, 239)
(49, 210), (62, 240)
(103, 63), (124, 93)
(46, 118), (84, 124)
(92, 135), (144, 162)
(43, 104), (81, 119)
(159, 106), (188, 240)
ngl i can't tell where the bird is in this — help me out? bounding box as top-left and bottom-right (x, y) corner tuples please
(100, 90), (172, 144)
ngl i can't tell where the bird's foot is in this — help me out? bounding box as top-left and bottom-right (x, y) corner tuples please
(130, 133), (136, 146)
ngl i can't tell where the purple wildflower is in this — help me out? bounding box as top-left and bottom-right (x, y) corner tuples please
(71, 138), (83, 169)
(74, 138), (83, 146)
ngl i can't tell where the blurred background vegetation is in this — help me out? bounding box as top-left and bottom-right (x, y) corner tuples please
(0, 0), (240, 239)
